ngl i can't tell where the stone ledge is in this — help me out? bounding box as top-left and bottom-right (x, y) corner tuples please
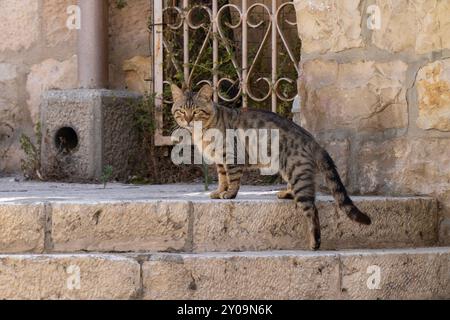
(51, 201), (190, 252)
(142, 248), (450, 300)
(0, 182), (440, 253)
(0, 248), (447, 300)
(0, 254), (140, 300)
(0, 204), (46, 253)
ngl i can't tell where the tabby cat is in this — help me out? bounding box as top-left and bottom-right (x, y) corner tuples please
(171, 84), (371, 250)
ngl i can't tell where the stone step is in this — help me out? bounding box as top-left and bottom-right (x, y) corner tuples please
(0, 183), (439, 253)
(0, 247), (448, 300)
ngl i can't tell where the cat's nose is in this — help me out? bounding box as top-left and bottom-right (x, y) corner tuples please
(185, 114), (194, 124)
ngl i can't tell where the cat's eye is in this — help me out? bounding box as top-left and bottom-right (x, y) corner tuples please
(194, 110), (207, 115)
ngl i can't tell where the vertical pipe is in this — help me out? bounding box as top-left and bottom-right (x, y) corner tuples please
(77, 0), (109, 89)
(271, 0), (278, 113)
(213, 0), (219, 103)
(242, 0), (248, 109)
(183, 0), (190, 87)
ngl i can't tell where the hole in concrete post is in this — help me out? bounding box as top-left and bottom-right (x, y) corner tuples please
(55, 127), (79, 152)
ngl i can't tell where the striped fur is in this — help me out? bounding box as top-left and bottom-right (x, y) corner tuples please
(172, 84), (372, 250)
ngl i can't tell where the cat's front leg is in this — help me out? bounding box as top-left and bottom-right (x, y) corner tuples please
(210, 164), (229, 199)
(218, 164), (243, 199)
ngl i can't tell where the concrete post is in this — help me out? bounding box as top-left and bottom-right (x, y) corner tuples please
(77, 0), (109, 88)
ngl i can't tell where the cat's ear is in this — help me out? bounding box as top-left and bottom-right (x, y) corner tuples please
(171, 84), (184, 102)
(196, 84), (213, 101)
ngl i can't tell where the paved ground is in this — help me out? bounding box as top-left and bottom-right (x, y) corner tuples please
(0, 177), (425, 204)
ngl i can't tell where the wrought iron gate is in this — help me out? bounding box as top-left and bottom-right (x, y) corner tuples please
(151, 0), (300, 145)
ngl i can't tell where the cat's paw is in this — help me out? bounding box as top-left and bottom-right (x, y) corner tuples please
(277, 190), (294, 200)
(209, 190), (223, 199)
(219, 190), (238, 199)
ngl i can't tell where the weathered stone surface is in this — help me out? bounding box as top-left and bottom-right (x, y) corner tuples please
(0, 183), (441, 252)
(143, 252), (340, 300)
(42, 0), (77, 48)
(0, 63), (20, 169)
(143, 248), (450, 300)
(0, 63), (17, 82)
(299, 60), (408, 132)
(358, 138), (450, 196)
(293, 0), (362, 53)
(416, 59), (450, 132)
(26, 56), (78, 124)
(192, 197), (438, 252)
(109, 0), (152, 89)
(0, 204), (46, 253)
(123, 56), (152, 94)
(0, 254), (140, 300)
(317, 139), (350, 188)
(0, 63), (19, 125)
(0, 0), (39, 52)
(52, 201), (189, 252)
(357, 138), (450, 245)
(340, 248), (450, 299)
(372, 0), (450, 54)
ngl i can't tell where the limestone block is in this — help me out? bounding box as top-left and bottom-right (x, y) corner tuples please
(340, 248), (450, 299)
(191, 197), (438, 252)
(416, 59), (450, 132)
(0, 254), (140, 300)
(293, 0), (362, 53)
(51, 201), (190, 252)
(372, 0), (450, 54)
(358, 138), (450, 196)
(0, 204), (46, 253)
(300, 60), (408, 132)
(143, 252), (340, 300)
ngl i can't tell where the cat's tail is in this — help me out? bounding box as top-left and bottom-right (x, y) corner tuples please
(315, 148), (371, 225)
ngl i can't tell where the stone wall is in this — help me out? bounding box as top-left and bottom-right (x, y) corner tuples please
(0, 0), (152, 174)
(293, 0), (450, 244)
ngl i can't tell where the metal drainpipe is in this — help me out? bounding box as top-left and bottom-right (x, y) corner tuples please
(77, 0), (109, 89)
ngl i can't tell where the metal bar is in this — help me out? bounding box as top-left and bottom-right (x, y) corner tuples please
(212, 0), (219, 103)
(183, 0), (190, 86)
(271, 0), (277, 113)
(153, 0), (171, 146)
(152, 0), (300, 146)
(241, 0), (248, 109)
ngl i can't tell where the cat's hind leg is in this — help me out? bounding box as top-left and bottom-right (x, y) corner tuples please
(290, 167), (321, 250)
(277, 183), (294, 199)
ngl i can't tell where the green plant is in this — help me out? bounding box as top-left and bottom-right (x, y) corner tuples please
(202, 163), (211, 191)
(115, 0), (127, 9)
(20, 122), (42, 180)
(132, 93), (156, 135)
(101, 165), (113, 188)
(0, 122), (14, 165)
